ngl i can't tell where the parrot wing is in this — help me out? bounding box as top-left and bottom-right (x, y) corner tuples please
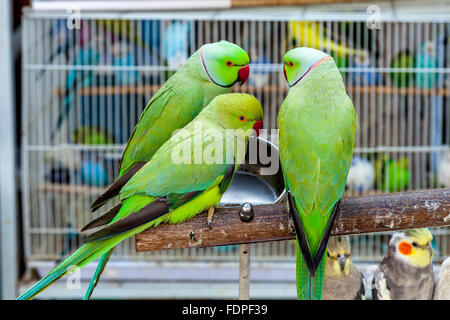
(372, 270), (392, 300)
(119, 124), (235, 200)
(84, 125), (236, 241)
(90, 78), (205, 211)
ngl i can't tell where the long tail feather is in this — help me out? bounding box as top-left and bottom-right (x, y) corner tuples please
(296, 238), (327, 300)
(18, 195), (159, 300)
(17, 241), (109, 300)
(83, 249), (114, 300)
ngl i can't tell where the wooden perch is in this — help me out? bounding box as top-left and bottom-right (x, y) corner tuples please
(136, 188), (450, 252)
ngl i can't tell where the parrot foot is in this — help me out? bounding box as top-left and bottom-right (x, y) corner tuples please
(207, 207), (215, 229)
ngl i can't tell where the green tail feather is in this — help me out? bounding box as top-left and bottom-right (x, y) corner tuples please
(18, 195), (155, 300)
(296, 238), (327, 300)
(17, 241), (108, 300)
(83, 249), (114, 300)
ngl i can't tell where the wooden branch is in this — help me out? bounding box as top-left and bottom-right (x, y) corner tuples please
(135, 189), (450, 252)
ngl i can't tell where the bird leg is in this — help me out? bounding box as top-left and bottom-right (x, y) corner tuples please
(207, 207), (215, 229)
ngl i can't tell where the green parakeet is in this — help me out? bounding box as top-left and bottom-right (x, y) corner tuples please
(390, 49), (413, 88)
(17, 93), (263, 300)
(278, 47), (357, 300)
(85, 41), (250, 299)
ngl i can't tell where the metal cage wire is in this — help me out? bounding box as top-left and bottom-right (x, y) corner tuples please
(21, 11), (450, 266)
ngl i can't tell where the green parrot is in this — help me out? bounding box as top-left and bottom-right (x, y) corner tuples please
(85, 41), (250, 299)
(278, 47), (357, 300)
(17, 93), (263, 300)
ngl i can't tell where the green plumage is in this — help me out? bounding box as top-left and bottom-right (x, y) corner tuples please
(17, 93), (262, 300)
(279, 50), (356, 300)
(84, 41), (249, 299)
(119, 50), (228, 174)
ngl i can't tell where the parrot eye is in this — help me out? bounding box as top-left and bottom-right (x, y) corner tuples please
(327, 252), (331, 257)
(288, 61), (294, 68)
(225, 60), (233, 66)
(238, 115), (247, 122)
(412, 242), (419, 247)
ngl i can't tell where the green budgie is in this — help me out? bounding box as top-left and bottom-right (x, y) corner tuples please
(18, 93), (263, 300)
(85, 41), (249, 299)
(278, 47), (357, 300)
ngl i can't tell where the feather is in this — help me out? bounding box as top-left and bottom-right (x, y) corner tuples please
(167, 191), (201, 209)
(84, 198), (169, 243)
(288, 190), (315, 276)
(313, 199), (341, 270)
(81, 203), (122, 232)
(288, 187), (341, 276)
(83, 249), (114, 300)
(219, 164), (236, 194)
(90, 161), (146, 212)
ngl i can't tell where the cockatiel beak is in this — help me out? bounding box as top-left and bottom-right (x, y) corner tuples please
(253, 120), (263, 137)
(426, 243), (433, 256)
(238, 65), (250, 84)
(338, 254), (347, 272)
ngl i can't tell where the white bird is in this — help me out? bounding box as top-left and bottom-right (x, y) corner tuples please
(346, 157), (375, 193)
(433, 257), (450, 300)
(437, 151), (450, 188)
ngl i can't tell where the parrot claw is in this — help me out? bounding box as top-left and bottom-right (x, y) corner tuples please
(207, 207), (215, 229)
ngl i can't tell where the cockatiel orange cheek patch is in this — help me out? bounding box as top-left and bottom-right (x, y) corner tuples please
(399, 242), (412, 255)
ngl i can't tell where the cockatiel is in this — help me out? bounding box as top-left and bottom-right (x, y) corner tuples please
(433, 257), (450, 300)
(17, 93), (263, 300)
(85, 41), (250, 299)
(322, 236), (365, 300)
(372, 228), (434, 300)
(278, 47), (357, 300)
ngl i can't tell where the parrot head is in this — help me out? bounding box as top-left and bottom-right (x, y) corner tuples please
(213, 93), (263, 136)
(200, 41), (250, 87)
(390, 228), (433, 268)
(326, 236), (353, 276)
(283, 47), (333, 87)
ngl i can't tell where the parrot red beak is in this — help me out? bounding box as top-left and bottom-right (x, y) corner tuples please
(253, 120), (263, 137)
(283, 66), (287, 81)
(238, 65), (250, 84)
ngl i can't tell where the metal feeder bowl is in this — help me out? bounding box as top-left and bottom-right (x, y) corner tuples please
(219, 136), (286, 207)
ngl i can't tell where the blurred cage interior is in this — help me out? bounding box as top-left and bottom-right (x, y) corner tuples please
(21, 7), (450, 281)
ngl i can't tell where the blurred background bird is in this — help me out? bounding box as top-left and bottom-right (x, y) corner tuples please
(51, 43), (101, 141)
(372, 228), (434, 300)
(349, 52), (381, 86)
(375, 155), (410, 192)
(346, 156), (375, 193)
(390, 49), (413, 88)
(322, 236), (366, 300)
(286, 21), (366, 58)
(72, 125), (115, 145)
(437, 151), (450, 188)
(414, 40), (439, 89)
(433, 257), (450, 300)
(110, 40), (139, 86)
(72, 125), (115, 187)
